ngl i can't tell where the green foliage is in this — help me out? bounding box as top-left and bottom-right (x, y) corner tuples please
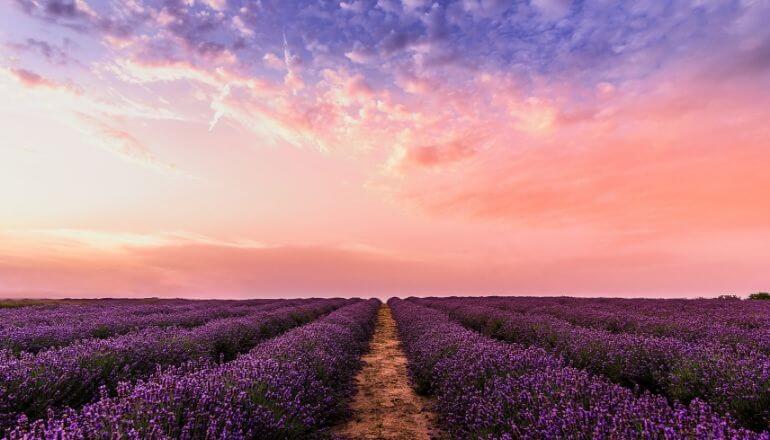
(748, 292), (770, 300)
(0, 299), (51, 308)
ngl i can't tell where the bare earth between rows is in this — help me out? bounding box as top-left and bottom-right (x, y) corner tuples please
(334, 304), (441, 439)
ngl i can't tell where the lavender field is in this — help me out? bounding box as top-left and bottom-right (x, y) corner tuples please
(2, 297), (770, 439)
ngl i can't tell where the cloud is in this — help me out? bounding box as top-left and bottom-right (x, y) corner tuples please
(45, 0), (97, 18)
(74, 114), (182, 174)
(459, 0), (510, 20)
(0, 65), (186, 175)
(340, 0), (367, 14)
(396, 137), (477, 169)
(14, 0), (141, 36)
(5, 0), (770, 300)
(2, 65), (85, 94)
(5, 38), (74, 65)
(401, 0), (431, 13)
(0, 229), (265, 254)
(6, 67), (64, 89)
(531, 0), (571, 20)
(282, 33), (304, 95)
(376, 0), (400, 14)
(3, 228), (769, 298)
(0, 62), (183, 121)
(343, 73), (375, 99)
(103, 58), (229, 87)
(262, 52), (284, 69)
(380, 29), (419, 55)
(199, 0), (227, 11)
(394, 69), (432, 93)
(96, 56), (376, 153)
(231, 15), (253, 37)
(389, 67), (770, 236)
(0, 229), (465, 297)
(345, 42), (380, 64)
(10, 0), (770, 199)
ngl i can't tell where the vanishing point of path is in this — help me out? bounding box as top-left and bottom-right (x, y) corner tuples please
(334, 304), (440, 440)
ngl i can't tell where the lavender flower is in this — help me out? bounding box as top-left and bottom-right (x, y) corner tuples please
(0, 299), (350, 432)
(7, 299), (379, 439)
(390, 298), (768, 439)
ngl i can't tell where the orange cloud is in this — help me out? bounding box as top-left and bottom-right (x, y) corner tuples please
(4, 67), (79, 93)
(383, 64), (770, 240)
(10, 68), (58, 88)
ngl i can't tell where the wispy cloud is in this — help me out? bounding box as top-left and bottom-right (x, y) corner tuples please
(3, 227), (770, 298)
(73, 114), (184, 175)
(4, 66), (76, 91)
(4, 38), (76, 65)
(0, 65), (187, 175)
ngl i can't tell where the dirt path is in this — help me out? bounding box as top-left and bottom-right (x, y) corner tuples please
(334, 304), (440, 440)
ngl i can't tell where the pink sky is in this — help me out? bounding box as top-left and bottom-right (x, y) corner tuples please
(1, 0), (769, 298)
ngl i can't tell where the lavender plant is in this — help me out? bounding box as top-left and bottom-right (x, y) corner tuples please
(391, 298), (768, 439)
(7, 299), (379, 439)
(0, 299), (349, 432)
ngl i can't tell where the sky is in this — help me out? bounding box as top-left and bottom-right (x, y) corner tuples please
(1, 0), (769, 299)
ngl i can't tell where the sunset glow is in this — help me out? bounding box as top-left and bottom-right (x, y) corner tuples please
(1, 0), (769, 298)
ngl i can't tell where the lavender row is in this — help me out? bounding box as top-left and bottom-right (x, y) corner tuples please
(484, 297), (770, 354)
(0, 300), (279, 354)
(0, 299), (348, 431)
(0, 299), (277, 334)
(0, 300), (214, 329)
(477, 296), (770, 329)
(418, 298), (770, 431)
(8, 299), (380, 439)
(391, 299), (765, 439)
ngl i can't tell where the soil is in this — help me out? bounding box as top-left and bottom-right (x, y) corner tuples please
(333, 304), (442, 440)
